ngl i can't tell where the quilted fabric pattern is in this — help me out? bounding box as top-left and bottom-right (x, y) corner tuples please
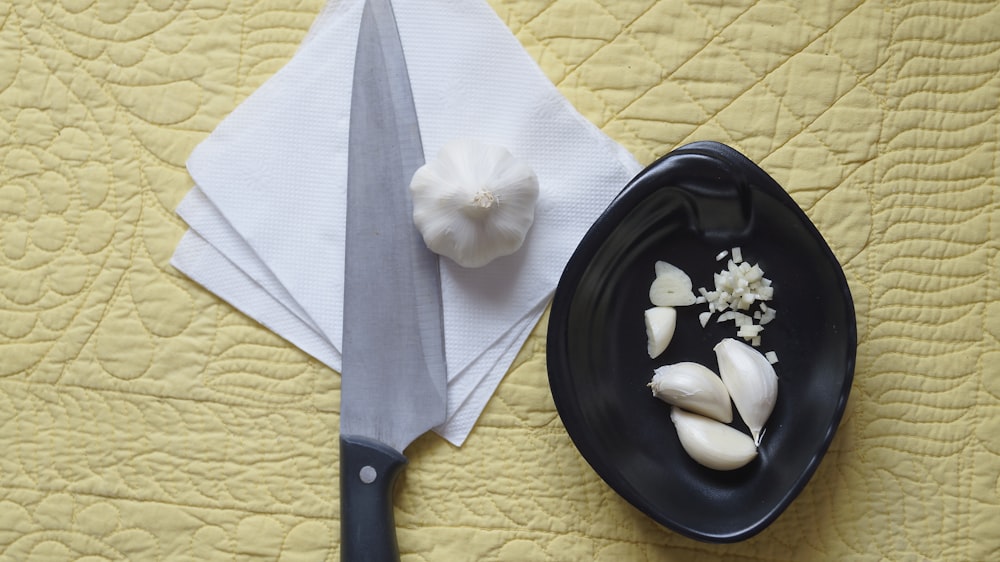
(1, 0), (997, 560)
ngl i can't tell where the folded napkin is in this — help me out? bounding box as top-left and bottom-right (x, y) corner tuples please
(171, 0), (641, 446)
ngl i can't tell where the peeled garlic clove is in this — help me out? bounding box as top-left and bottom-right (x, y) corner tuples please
(670, 407), (758, 471)
(714, 338), (778, 446)
(644, 307), (676, 359)
(649, 362), (733, 423)
(649, 261), (696, 306)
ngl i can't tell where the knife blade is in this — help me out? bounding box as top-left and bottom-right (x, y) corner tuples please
(339, 0), (447, 560)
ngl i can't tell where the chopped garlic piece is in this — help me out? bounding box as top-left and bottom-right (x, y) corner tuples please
(699, 311), (712, 328)
(737, 324), (763, 339)
(765, 351), (779, 364)
(760, 308), (777, 325)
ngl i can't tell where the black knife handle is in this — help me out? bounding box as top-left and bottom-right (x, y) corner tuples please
(340, 435), (408, 562)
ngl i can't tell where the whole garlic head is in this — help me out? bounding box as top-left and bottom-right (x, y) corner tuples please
(410, 139), (540, 268)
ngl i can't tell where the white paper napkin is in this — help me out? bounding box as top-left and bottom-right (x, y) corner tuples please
(171, 0), (641, 446)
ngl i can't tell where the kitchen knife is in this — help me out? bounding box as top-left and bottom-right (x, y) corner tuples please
(340, 1), (447, 561)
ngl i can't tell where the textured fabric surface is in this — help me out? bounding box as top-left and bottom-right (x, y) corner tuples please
(1, 0), (997, 560)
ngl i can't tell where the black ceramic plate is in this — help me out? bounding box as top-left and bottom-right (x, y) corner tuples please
(547, 141), (856, 543)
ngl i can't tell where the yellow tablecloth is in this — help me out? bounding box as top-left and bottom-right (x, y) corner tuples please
(2, 0), (997, 560)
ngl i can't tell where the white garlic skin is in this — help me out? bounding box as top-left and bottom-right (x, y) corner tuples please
(410, 139), (539, 268)
(649, 362), (733, 423)
(713, 338), (778, 446)
(670, 407), (758, 471)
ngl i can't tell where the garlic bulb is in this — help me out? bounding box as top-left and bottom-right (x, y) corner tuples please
(713, 338), (778, 445)
(670, 407), (758, 471)
(644, 307), (676, 359)
(649, 362), (732, 423)
(410, 139), (540, 268)
(649, 261), (696, 306)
